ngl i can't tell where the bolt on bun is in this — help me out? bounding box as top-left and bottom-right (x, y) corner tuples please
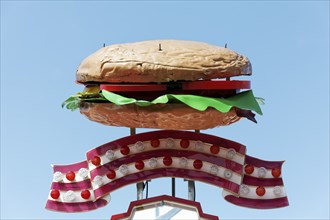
(63, 40), (263, 130)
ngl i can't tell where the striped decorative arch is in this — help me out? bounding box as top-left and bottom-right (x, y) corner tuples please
(45, 130), (288, 212)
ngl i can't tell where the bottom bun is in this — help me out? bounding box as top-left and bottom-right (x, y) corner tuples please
(79, 102), (241, 130)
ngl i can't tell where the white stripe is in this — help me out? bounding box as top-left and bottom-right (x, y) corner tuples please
(48, 189), (95, 203)
(91, 157), (242, 190)
(222, 185), (287, 200)
(89, 138), (245, 170)
(52, 170), (90, 183)
(245, 166), (281, 179)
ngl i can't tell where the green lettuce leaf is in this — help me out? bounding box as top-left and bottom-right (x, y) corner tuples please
(62, 90), (263, 115)
(101, 90), (263, 115)
(61, 96), (80, 111)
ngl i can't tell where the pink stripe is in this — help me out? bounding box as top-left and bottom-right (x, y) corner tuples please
(45, 198), (108, 212)
(243, 175), (284, 186)
(87, 130), (246, 159)
(224, 194), (289, 209)
(94, 168), (240, 198)
(90, 149), (243, 178)
(245, 155), (284, 169)
(53, 161), (88, 173)
(51, 179), (92, 190)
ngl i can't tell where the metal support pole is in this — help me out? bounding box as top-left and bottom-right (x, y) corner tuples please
(171, 178), (176, 197)
(131, 128), (145, 200)
(136, 181), (144, 200)
(130, 128), (136, 136)
(187, 130), (199, 201)
(188, 180), (195, 201)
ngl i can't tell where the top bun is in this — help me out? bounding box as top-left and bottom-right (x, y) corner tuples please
(76, 40), (252, 83)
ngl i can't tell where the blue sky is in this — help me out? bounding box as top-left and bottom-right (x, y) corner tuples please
(1, 1), (329, 219)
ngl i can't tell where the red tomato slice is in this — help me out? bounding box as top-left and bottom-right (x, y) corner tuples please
(182, 80), (250, 90)
(99, 80), (250, 92)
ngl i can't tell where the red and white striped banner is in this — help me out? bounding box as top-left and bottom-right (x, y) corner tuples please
(45, 130), (288, 212)
(223, 155), (288, 209)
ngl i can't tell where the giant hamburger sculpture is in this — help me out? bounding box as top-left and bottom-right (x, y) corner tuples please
(47, 40), (288, 218)
(63, 40), (262, 129)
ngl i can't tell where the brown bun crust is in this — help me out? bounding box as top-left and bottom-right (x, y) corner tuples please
(77, 40), (252, 83)
(79, 102), (241, 130)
